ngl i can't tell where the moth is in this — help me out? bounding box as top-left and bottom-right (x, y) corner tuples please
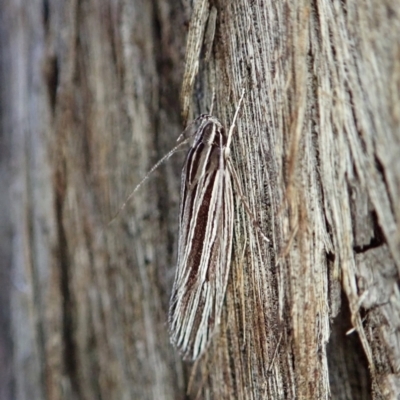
(112, 90), (265, 361)
(169, 91), (246, 360)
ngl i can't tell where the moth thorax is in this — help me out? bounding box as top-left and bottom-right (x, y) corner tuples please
(201, 121), (226, 147)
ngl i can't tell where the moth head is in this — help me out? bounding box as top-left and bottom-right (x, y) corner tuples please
(180, 114), (216, 135)
(179, 114), (208, 141)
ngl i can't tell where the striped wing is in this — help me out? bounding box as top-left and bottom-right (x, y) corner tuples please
(169, 122), (234, 360)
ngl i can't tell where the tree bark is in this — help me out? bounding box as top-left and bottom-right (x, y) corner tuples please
(1, 0), (399, 399)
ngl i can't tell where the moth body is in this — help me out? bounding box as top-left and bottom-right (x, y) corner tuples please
(169, 114), (234, 360)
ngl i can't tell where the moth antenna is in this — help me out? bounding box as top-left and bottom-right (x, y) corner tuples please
(226, 88), (245, 151)
(108, 136), (191, 226)
(224, 89), (268, 241)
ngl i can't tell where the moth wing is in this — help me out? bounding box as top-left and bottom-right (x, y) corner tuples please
(169, 155), (234, 360)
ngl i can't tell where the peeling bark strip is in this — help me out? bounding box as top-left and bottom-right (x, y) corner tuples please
(180, 0), (210, 124)
(169, 92), (246, 360)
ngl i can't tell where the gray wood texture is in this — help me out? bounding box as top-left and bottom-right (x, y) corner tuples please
(0, 0), (399, 399)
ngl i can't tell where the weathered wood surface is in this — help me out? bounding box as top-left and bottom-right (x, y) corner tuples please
(0, 0), (399, 399)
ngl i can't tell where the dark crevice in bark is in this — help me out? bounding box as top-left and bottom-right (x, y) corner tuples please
(374, 155), (395, 223)
(42, 0), (50, 31)
(44, 55), (59, 114)
(55, 169), (81, 399)
(328, 291), (372, 400)
(105, 2), (121, 89)
(353, 211), (385, 254)
(326, 250), (335, 262)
